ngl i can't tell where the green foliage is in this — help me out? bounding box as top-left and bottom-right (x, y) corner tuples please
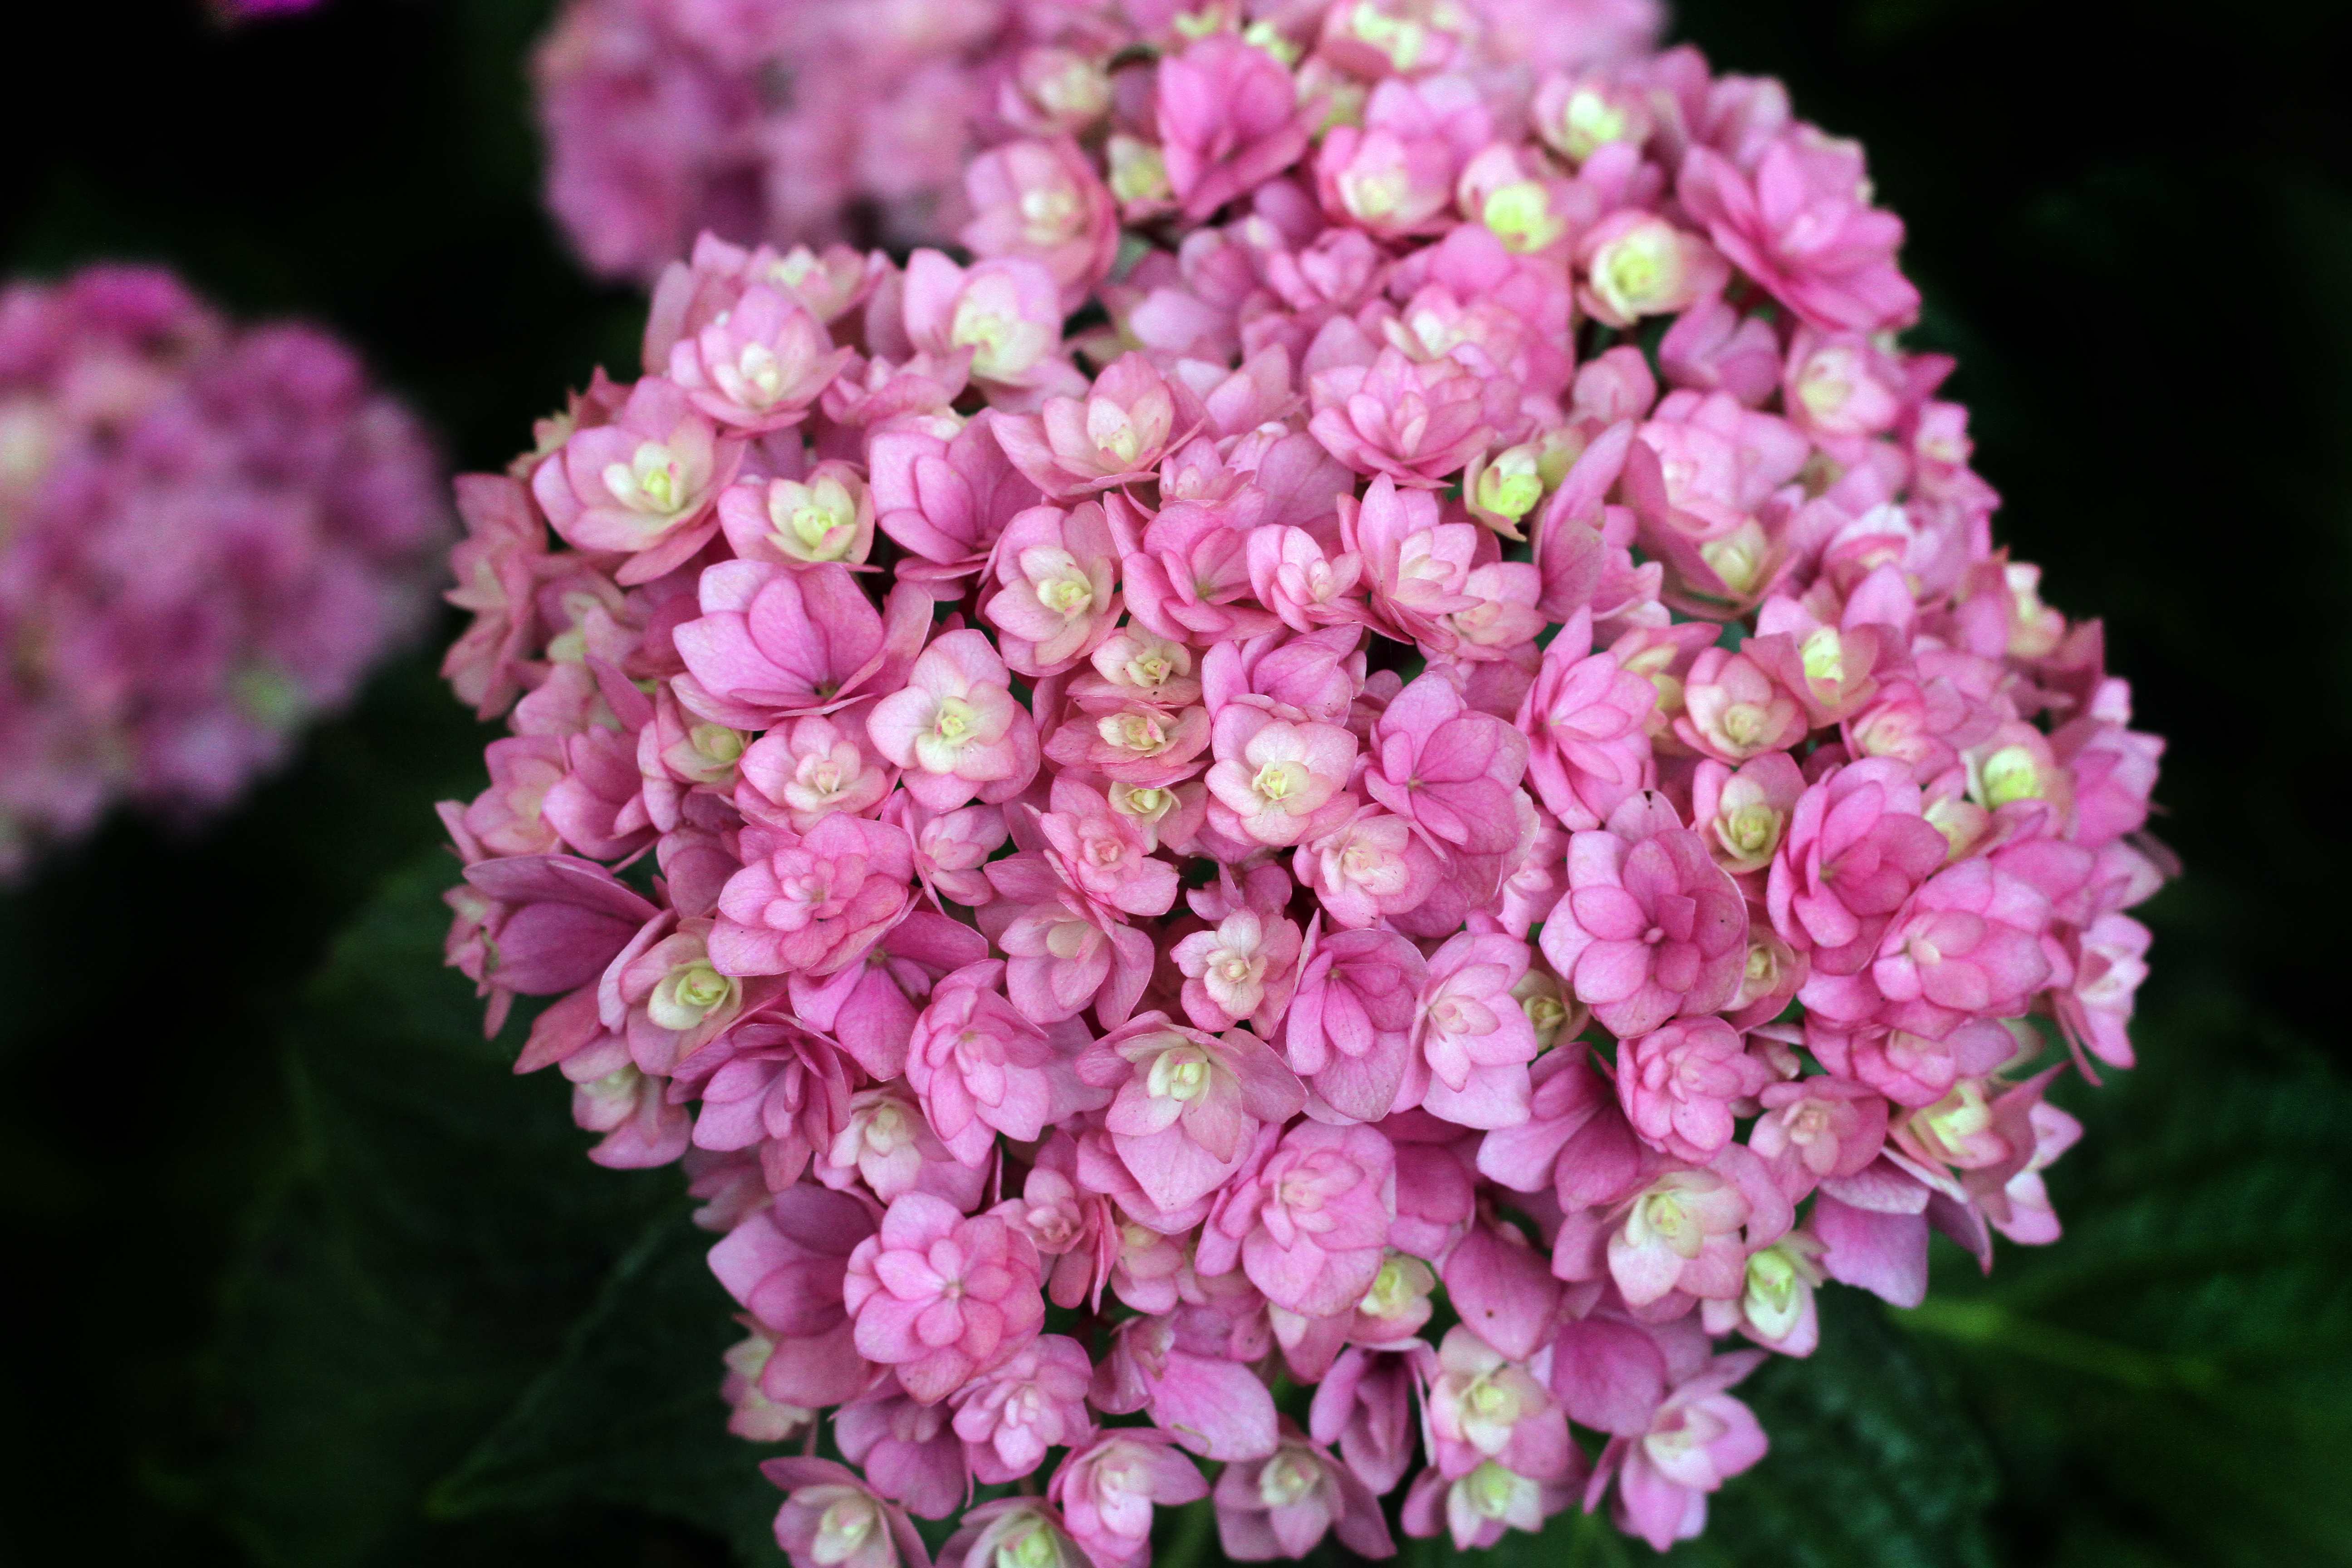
(427, 1206), (788, 1563)
(189, 854), (742, 1566)
(1895, 995), (2352, 1568)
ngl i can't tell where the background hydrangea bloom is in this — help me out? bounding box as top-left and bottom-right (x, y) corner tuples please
(530, 0), (1668, 284)
(0, 263), (444, 876)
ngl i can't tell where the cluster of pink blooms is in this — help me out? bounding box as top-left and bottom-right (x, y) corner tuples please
(441, 8), (2169, 1559)
(532, 0), (1663, 284)
(0, 265), (444, 875)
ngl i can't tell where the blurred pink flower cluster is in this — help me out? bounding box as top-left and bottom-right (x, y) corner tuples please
(533, 0), (1665, 283)
(0, 264), (444, 874)
(443, 10), (2168, 1560)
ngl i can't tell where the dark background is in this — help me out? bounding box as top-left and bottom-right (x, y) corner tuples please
(1, 1), (2346, 1564)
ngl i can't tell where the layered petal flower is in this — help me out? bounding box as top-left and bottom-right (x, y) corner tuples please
(1539, 804), (1748, 1038)
(844, 1192), (1048, 1403)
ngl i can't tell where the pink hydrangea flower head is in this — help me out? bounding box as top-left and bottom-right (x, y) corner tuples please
(1598, 1158), (1769, 1308)
(686, 1019), (857, 1188)
(1520, 633), (1660, 830)
(1335, 476), (1477, 644)
(844, 1191), (1047, 1404)
(1285, 923), (1427, 1121)
(450, 19), (2174, 1557)
(897, 798), (1012, 908)
(992, 354), (1179, 499)
(1401, 1459), (1577, 1551)
(993, 1133), (1118, 1311)
(1411, 931), (1542, 1127)
(1532, 71), (1656, 164)
(1576, 211), (1729, 328)
(977, 857), (1155, 1027)
(960, 138), (1119, 311)
(869, 412), (1041, 594)
(1311, 349), (1508, 488)
(674, 560), (922, 726)
(1363, 668), (1530, 856)
(1315, 74), (1489, 239)
(1248, 524), (1367, 633)
(1690, 751), (1804, 876)
(1424, 1325), (1575, 1482)
(1783, 327), (1906, 440)
(1673, 646), (1808, 762)
(1034, 774), (1181, 918)
(0, 265), (445, 870)
(1803, 857), (2053, 1038)
(1297, 806), (1446, 931)
(722, 1330), (816, 1443)
(668, 285), (853, 433)
(821, 1084), (986, 1211)
(1171, 905), (1306, 1034)
(936, 1500), (1089, 1568)
(2055, 911), (2152, 1070)
(1749, 1074), (1888, 1196)
(1003, 47), (1114, 138)
(735, 712), (895, 832)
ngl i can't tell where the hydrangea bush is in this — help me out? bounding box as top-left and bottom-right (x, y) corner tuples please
(0, 264), (444, 875)
(441, 7), (2169, 1558)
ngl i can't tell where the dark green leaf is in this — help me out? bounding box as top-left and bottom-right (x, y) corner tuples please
(187, 853), (736, 1566)
(1893, 996), (2352, 1568)
(429, 1204), (784, 1563)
